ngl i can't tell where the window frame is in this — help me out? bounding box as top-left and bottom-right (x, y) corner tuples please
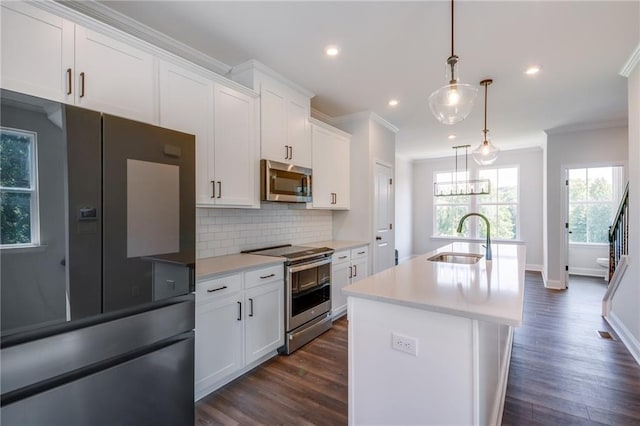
(567, 165), (624, 246)
(432, 164), (520, 241)
(0, 126), (40, 248)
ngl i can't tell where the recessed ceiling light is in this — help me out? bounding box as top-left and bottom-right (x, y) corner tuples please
(325, 45), (340, 57)
(448, 134), (456, 140)
(525, 66), (541, 75)
(388, 99), (399, 107)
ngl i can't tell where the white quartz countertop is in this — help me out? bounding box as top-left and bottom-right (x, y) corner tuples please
(196, 254), (284, 280)
(343, 242), (526, 326)
(305, 240), (369, 251)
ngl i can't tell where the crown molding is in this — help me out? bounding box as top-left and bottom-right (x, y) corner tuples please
(50, 0), (231, 75)
(620, 42), (640, 77)
(545, 118), (628, 135)
(330, 111), (399, 134)
(231, 60), (315, 99)
(308, 117), (352, 139)
(310, 108), (333, 123)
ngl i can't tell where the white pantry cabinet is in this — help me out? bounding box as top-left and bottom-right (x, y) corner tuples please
(1, 3), (156, 124)
(331, 245), (369, 318)
(310, 119), (351, 209)
(159, 61), (259, 208)
(231, 60), (313, 168)
(195, 264), (284, 400)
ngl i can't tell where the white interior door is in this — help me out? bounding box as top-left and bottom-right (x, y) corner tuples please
(374, 162), (394, 274)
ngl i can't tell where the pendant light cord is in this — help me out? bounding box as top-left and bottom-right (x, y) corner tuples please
(483, 82), (488, 138)
(451, 0), (455, 58)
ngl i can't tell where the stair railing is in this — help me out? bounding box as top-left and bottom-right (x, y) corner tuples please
(608, 182), (629, 282)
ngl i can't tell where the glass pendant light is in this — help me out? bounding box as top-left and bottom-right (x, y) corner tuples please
(428, 0), (478, 125)
(472, 79), (499, 165)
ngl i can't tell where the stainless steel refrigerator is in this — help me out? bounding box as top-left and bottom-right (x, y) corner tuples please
(0, 89), (196, 425)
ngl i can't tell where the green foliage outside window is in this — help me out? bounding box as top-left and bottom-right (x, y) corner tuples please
(0, 128), (34, 245)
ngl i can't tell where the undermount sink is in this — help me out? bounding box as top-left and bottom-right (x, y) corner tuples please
(428, 252), (483, 265)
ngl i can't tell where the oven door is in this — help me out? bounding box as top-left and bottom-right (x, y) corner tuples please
(287, 258), (332, 331)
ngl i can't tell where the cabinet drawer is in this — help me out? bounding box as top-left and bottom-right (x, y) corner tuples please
(245, 264), (284, 289)
(197, 273), (242, 302)
(332, 250), (351, 265)
(351, 246), (369, 260)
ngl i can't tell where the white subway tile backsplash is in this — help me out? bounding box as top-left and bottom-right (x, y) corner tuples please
(196, 204), (332, 259)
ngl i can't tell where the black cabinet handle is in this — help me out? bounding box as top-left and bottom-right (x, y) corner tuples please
(260, 273), (275, 279)
(66, 68), (72, 95)
(348, 266), (353, 279)
(207, 285), (227, 293)
(237, 301), (242, 321)
(284, 145), (289, 160)
(211, 180), (215, 198)
(217, 181), (222, 199)
(79, 72), (85, 97)
(249, 298), (254, 317)
(353, 265), (357, 277)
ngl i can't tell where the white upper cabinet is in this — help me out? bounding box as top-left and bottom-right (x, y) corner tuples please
(0, 3), (156, 124)
(159, 61), (259, 208)
(311, 120), (351, 209)
(213, 84), (258, 207)
(1, 2), (74, 102)
(159, 61), (213, 205)
(75, 26), (156, 124)
(230, 61), (313, 168)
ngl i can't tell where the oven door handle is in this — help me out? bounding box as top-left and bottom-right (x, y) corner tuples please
(288, 257), (333, 274)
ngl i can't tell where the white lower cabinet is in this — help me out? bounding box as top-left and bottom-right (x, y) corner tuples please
(195, 264), (284, 400)
(331, 245), (369, 318)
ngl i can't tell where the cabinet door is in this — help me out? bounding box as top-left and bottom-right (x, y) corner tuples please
(351, 258), (369, 283)
(287, 97), (311, 167)
(75, 26), (156, 124)
(213, 84), (258, 207)
(332, 134), (351, 209)
(260, 84), (288, 163)
(311, 125), (335, 208)
(195, 295), (243, 394)
(0, 2), (74, 103)
(159, 61), (214, 206)
(244, 281), (284, 365)
(331, 261), (351, 319)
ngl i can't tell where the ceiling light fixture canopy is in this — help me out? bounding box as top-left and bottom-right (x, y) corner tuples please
(428, 0), (478, 125)
(472, 79), (499, 165)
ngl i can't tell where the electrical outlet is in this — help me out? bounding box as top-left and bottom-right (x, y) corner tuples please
(391, 332), (418, 356)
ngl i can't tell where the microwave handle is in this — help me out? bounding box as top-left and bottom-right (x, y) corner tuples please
(303, 175), (311, 196)
(288, 256), (332, 274)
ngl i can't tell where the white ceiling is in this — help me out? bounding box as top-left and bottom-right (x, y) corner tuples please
(99, 1), (639, 160)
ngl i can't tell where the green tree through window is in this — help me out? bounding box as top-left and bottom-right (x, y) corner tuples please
(0, 127), (37, 246)
(568, 166), (624, 244)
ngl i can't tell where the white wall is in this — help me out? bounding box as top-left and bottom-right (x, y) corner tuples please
(610, 47), (640, 362)
(412, 147), (544, 268)
(569, 244), (608, 278)
(395, 157), (413, 262)
(196, 204), (332, 258)
(545, 126), (628, 288)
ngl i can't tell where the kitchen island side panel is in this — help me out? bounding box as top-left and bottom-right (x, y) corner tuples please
(348, 296), (475, 425)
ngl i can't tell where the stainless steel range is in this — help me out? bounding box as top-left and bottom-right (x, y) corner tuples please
(244, 245), (334, 354)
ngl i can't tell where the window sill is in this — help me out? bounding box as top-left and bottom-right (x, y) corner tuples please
(1, 244), (47, 254)
(430, 236), (525, 245)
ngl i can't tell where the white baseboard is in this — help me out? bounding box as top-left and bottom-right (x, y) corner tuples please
(569, 267), (606, 278)
(525, 264), (543, 272)
(606, 311), (640, 366)
(545, 279), (566, 290)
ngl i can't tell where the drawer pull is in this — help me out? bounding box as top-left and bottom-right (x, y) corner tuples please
(357, 251), (366, 255)
(249, 298), (254, 317)
(260, 273), (276, 279)
(338, 255), (348, 260)
(207, 285), (227, 293)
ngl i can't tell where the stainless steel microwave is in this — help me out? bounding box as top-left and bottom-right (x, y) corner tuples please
(261, 159), (312, 202)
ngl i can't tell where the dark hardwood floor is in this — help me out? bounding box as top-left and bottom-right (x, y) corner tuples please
(196, 272), (640, 425)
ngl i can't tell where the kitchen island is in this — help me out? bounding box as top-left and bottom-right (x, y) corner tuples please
(343, 242), (526, 426)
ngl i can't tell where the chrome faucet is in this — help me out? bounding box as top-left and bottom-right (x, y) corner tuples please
(456, 213), (492, 261)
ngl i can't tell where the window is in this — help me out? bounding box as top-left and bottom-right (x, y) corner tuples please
(568, 166), (624, 244)
(434, 166), (519, 240)
(0, 127), (39, 247)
